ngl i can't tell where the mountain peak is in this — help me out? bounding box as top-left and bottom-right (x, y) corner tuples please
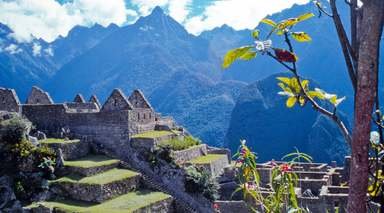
(151, 6), (165, 16)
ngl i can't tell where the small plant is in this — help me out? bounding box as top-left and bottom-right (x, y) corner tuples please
(264, 149), (312, 213)
(184, 165), (219, 201)
(232, 140), (264, 211)
(38, 157), (56, 174)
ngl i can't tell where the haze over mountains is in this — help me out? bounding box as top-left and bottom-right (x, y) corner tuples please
(0, 2), (382, 162)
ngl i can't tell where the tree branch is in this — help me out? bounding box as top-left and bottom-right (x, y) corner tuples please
(266, 52), (295, 72)
(330, 0), (357, 91)
(282, 32), (353, 146)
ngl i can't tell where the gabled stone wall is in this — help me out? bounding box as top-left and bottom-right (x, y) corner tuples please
(0, 88), (20, 112)
(25, 86), (54, 105)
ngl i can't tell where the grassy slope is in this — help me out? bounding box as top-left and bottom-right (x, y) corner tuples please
(52, 168), (139, 185)
(64, 155), (120, 168)
(189, 154), (226, 164)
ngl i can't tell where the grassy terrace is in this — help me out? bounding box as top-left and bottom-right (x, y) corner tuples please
(30, 191), (171, 212)
(40, 138), (79, 144)
(189, 154), (226, 164)
(64, 155), (120, 168)
(131, 130), (175, 139)
(159, 136), (201, 151)
(52, 168), (139, 185)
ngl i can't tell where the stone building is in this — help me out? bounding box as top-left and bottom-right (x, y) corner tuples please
(0, 86), (174, 153)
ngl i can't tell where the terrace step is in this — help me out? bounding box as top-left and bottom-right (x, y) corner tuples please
(50, 168), (141, 203)
(27, 191), (173, 213)
(131, 130), (180, 150)
(40, 138), (89, 160)
(64, 155), (121, 177)
(188, 154), (229, 177)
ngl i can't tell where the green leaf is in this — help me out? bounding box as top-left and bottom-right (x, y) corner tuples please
(291, 32), (312, 42)
(297, 13), (315, 22)
(261, 18), (277, 27)
(252, 30), (260, 39)
(286, 96), (297, 108)
(239, 51), (257, 60)
(276, 77), (291, 85)
(307, 90), (325, 99)
(222, 45), (253, 69)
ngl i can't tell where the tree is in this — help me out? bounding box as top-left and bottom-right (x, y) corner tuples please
(223, 0), (384, 212)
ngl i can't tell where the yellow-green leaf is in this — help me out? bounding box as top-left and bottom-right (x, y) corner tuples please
(307, 91), (325, 99)
(222, 45), (253, 69)
(300, 80), (310, 90)
(291, 32), (312, 42)
(261, 18), (277, 27)
(298, 96), (306, 106)
(297, 13), (315, 22)
(286, 96), (297, 108)
(276, 77), (291, 85)
(239, 51), (257, 60)
(252, 30), (260, 39)
(277, 18), (298, 30)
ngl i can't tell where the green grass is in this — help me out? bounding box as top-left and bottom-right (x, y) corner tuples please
(52, 168), (139, 185)
(30, 191), (171, 212)
(131, 130), (174, 139)
(64, 155), (120, 168)
(40, 138), (79, 144)
(189, 154), (226, 164)
(159, 136), (201, 151)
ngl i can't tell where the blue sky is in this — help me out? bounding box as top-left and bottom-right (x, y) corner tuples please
(0, 0), (309, 42)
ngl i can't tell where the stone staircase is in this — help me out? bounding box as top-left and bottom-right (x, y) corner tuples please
(27, 139), (173, 212)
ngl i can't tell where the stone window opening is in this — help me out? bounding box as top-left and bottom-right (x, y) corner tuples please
(143, 113), (146, 119)
(138, 113), (140, 120)
(113, 99), (118, 106)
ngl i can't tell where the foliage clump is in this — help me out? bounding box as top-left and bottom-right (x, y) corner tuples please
(184, 165), (219, 201)
(159, 136), (201, 151)
(0, 113), (56, 203)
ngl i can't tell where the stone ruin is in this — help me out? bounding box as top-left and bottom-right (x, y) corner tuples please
(0, 86), (169, 155)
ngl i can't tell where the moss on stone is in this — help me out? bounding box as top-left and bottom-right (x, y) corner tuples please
(64, 155), (120, 169)
(31, 191), (171, 212)
(131, 130), (174, 139)
(52, 168), (139, 185)
(189, 154), (226, 164)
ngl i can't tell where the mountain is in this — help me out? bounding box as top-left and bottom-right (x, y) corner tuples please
(150, 71), (246, 146)
(51, 23), (119, 67)
(225, 73), (349, 163)
(46, 7), (220, 101)
(0, 23), (56, 99)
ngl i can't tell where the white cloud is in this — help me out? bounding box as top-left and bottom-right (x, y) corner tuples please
(0, 0), (133, 42)
(184, 0), (310, 35)
(4, 44), (23, 54)
(130, 0), (192, 23)
(32, 42), (42, 56)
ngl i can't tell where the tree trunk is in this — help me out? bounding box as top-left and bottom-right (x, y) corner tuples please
(347, 0), (384, 212)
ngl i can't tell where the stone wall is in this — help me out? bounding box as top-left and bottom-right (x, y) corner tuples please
(22, 104), (68, 136)
(171, 144), (207, 164)
(65, 102), (99, 113)
(0, 88), (20, 113)
(25, 86), (53, 105)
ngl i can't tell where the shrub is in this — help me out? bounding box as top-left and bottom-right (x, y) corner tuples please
(0, 116), (31, 144)
(184, 166), (219, 201)
(160, 136), (201, 151)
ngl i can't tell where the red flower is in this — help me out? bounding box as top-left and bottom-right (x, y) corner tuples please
(274, 48), (297, 62)
(280, 164), (292, 173)
(213, 203), (219, 209)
